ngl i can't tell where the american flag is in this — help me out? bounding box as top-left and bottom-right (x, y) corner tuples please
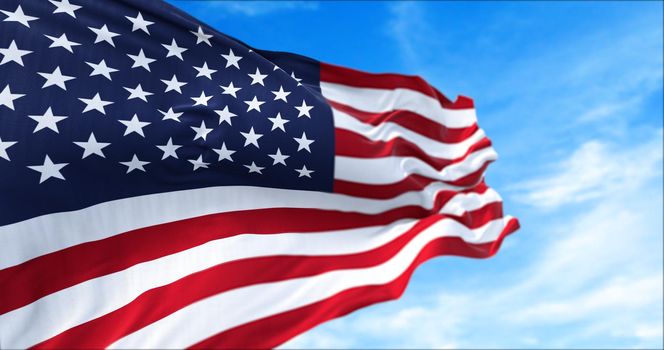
(0, 0), (519, 348)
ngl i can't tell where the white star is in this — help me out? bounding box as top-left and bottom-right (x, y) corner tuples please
(28, 155), (68, 183)
(156, 137), (181, 159)
(120, 154), (149, 173)
(38, 66), (75, 90)
(271, 86), (291, 102)
(0, 40), (32, 66)
(240, 127), (263, 148)
(213, 142), (235, 162)
(244, 161), (264, 174)
(291, 71), (303, 86)
(189, 155), (209, 171)
(191, 121), (213, 141)
(221, 48), (242, 69)
(73, 132), (110, 158)
(124, 84), (153, 102)
(295, 100), (314, 118)
(44, 33), (80, 53)
(0, 85), (24, 110)
(28, 107), (67, 133)
(220, 81), (241, 98)
(49, 0), (81, 18)
(88, 24), (120, 47)
(161, 74), (187, 93)
(125, 12), (153, 34)
(191, 91), (213, 106)
(79, 93), (113, 115)
(215, 106), (236, 125)
(190, 26), (212, 46)
(119, 114), (150, 137)
(162, 38), (187, 60)
(1, 5), (38, 28)
(127, 49), (155, 71)
(247, 67), (267, 86)
(267, 112), (289, 132)
(86, 59), (118, 81)
(0, 137), (17, 161)
(244, 96), (265, 113)
(295, 165), (314, 178)
(158, 107), (183, 122)
(193, 62), (216, 79)
(268, 148), (290, 166)
(294, 132), (314, 152)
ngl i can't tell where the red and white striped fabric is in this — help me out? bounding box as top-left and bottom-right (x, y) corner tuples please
(0, 62), (518, 349)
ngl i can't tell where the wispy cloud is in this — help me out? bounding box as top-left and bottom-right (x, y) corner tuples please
(509, 275), (662, 324)
(513, 131), (663, 209)
(189, 1), (318, 17)
(386, 2), (432, 72)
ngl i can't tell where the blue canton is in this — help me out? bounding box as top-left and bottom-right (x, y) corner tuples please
(0, 0), (335, 225)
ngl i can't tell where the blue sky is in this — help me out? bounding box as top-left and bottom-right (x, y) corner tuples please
(167, 1), (663, 348)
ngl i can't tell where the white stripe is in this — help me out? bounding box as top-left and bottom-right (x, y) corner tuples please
(0, 219), (412, 348)
(335, 147), (497, 185)
(333, 108), (487, 158)
(440, 188), (502, 216)
(1, 190), (501, 346)
(109, 216), (514, 349)
(0, 186), (498, 272)
(0, 182), (475, 270)
(321, 82), (476, 128)
(1, 215), (507, 348)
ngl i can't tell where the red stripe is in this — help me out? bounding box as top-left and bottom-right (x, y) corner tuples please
(33, 204), (506, 349)
(320, 62), (474, 110)
(329, 99), (478, 144)
(336, 128), (493, 171)
(191, 218), (520, 349)
(0, 185), (488, 315)
(334, 161), (492, 200)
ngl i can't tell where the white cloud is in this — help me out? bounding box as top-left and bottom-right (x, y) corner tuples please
(282, 328), (353, 349)
(513, 131), (663, 209)
(198, 1), (318, 17)
(386, 2), (431, 71)
(577, 96), (642, 123)
(509, 276), (662, 324)
(634, 323), (664, 342)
